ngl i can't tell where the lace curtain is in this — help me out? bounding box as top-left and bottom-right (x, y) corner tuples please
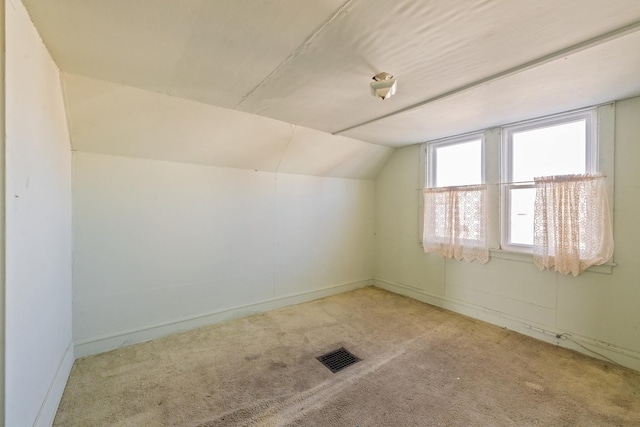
(423, 185), (489, 263)
(533, 174), (614, 276)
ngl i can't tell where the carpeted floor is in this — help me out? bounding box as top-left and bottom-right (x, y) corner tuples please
(54, 287), (640, 426)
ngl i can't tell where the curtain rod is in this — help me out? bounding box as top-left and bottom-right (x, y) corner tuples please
(495, 175), (607, 186)
(416, 175), (608, 190)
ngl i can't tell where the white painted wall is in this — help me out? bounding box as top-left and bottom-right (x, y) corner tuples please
(374, 96), (640, 371)
(73, 152), (375, 355)
(4, 0), (74, 425)
(0, 0), (6, 422)
(65, 73), (387, 357)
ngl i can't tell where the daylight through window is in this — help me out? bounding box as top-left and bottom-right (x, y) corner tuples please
(501, 110), (597, 252)
(422, 107), (607, 263)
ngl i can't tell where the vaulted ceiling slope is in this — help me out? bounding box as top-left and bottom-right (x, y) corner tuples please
(63, 74), (393, 180)
(25, 0), (640, 147)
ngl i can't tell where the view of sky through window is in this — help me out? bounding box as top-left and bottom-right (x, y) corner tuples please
(507, 118), (589, 248)
(512, 120), (586, 182)
(434, 139), (482, 187)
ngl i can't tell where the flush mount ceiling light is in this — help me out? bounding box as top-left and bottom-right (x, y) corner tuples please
(370, 72), (397, 100)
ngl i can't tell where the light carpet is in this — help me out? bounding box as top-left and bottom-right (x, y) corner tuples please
(54, 287), (640, 426)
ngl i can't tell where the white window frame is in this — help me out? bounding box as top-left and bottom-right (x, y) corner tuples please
(500, 109), (598, 253)
(419, 133), (485, 247)
(426, 133), (486, 188)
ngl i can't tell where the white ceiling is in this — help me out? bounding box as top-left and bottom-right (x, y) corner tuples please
(62, 74), (394, 180)
(23, 0), (640, 147)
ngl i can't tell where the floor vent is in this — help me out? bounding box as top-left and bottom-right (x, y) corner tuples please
(317, 347), (360, 373)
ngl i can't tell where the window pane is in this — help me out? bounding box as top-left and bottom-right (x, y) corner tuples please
(512, 120), (586, 182)
(509, 187), (535, 246)
(434, 139), (482, 187)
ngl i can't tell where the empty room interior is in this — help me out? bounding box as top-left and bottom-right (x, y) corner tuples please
(3, 0), (640, 425)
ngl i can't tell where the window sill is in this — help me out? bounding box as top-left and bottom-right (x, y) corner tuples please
(490, 249), (616, 275)
(417, 242), (615, 275)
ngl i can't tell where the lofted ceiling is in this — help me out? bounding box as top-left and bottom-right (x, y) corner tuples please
(22, 0), (640, 148)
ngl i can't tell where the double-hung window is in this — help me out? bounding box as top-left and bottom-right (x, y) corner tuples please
(422, 107), (610, 271)
(423, 135), (488, 263)
(501, 110), (597, 252)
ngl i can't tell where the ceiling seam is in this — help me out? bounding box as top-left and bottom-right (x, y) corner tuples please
(275, 125), (298, 174)
(332, 19), (640, 136)
(234, 0), (362, 110)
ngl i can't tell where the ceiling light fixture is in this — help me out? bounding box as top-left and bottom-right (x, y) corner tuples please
(370, 72), (397, 100)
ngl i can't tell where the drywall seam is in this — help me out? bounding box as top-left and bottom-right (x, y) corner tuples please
(59, 72), (76, 151)
(0, 0), (5, 422)
(272, 125), (297, 297)
(235, 0), (361, 109)
(374, 279), (640, 372)
(276, 124), (297, 174)
(334, 20), (640, 135)
(74, 279), (372, 358)
(32, 341), (74, 427)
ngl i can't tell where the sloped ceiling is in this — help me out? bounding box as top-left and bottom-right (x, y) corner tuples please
(23, 0), (640, 148)
(63, 74), (393, 180)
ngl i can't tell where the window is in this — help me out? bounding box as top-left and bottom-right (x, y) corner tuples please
(501, 110), (597, 252)
(422, 106), (612, 271)
(427, 135), (484, 188)
(426, 136), (485, 247)
(423, 135), (489, 263)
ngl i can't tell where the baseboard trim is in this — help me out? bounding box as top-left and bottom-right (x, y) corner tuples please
(33, 340), (74, 427)
(374, 278), (640, 372)
(75, 280), (371, 358)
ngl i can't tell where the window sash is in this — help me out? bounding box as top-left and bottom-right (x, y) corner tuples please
(502, 183), (535, 249)
(500, 109), (597, 252)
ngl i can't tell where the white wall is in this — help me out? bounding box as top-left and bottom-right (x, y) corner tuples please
(73, 152), (375, 355)
(0, 0), (6, 422)
(4, 0), (74, 425)
(64, 72), (388, 357)
(374, 96), (640, 372)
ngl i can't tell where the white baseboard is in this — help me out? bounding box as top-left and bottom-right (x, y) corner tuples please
(374, 279), (640, 372)
(75, 280), (371, 358)
(34, 341), (75, 427)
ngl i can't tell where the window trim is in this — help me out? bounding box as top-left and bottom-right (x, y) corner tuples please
(419, 103), (614, 272)
(500, 109), (598, 253)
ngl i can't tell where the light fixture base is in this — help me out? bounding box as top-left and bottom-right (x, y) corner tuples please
(370, 72), (397, 100)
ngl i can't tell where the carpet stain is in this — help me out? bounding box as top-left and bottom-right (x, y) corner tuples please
(525, 381), (544, 391)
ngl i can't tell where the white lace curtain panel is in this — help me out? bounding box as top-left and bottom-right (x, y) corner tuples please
(533, 173), (614, 276)
(422, 184), (489, 264)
